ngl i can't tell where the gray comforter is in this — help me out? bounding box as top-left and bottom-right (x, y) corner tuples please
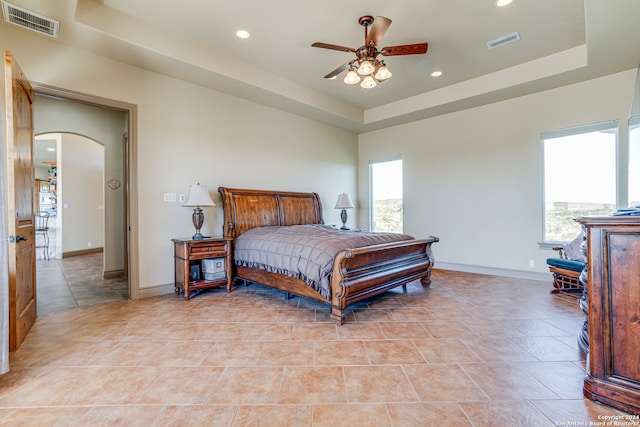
(234, 224), (414, 300)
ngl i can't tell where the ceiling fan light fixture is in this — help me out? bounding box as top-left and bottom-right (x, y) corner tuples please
(312, 14), (428, 91)
(357, 60), (375, 75)
(344, 69), (361, 84)
(361, 75), (377, 89)
(374, 65), (392, 81)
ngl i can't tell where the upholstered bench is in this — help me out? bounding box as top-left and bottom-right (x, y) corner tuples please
(546, 257), (585, 294)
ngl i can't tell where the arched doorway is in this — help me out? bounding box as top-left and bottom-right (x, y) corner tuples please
(34, 133), (128, 314)
(31, 85), (139, 313)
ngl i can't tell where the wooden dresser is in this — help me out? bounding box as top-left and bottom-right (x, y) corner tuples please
(576, 216), (640, 415)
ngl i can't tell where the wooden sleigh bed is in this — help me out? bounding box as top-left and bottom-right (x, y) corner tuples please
(218, 187), (439, 324)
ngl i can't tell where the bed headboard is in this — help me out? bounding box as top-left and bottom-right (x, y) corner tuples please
(218, 187), (324, 238)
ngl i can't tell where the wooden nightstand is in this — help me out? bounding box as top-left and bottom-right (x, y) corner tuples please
(171, 237), (233, 299)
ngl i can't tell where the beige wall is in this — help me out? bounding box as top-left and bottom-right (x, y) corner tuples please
(1, 24), (358, 296)
(59, 133), (104, 254)
(34, 97), (126, 275)
(358, 69), (636, 278)
(3, 21), (637, 292)
(34, 165), (49, 181)
(133, 71), (357, 294)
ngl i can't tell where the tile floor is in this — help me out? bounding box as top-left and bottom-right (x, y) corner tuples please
(1, 269), (635, 426)
(36, 253), (129, 315)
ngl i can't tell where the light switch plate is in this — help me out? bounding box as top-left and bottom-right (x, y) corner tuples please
(164, 193), (177, 202)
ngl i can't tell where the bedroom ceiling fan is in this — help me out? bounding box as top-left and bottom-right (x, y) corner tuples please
(311, 15), (428, 89)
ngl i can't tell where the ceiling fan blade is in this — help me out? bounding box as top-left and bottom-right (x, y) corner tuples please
(324, 62), (350, 79)
(365, 16), (392, 46)
(311, 42), (356, 53)
(380, 43), (428, 56)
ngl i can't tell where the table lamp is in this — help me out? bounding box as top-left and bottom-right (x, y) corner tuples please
(335, 193), (355, 230)
(183, 183), (216, 239)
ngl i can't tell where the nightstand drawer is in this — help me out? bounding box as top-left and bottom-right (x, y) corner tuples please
(190, 244), (227, 258)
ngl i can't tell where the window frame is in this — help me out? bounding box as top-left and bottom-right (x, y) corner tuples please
(540, 120), (619, 247)
(628, 115), (640, 206)
(368, 155), (403, 233)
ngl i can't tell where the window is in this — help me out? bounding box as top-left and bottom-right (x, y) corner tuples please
(542, 121), (617, 243)
(369, 157), (403, 232)
(629, 117), (640, 206)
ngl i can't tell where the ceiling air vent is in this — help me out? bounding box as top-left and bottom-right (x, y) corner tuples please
(1, 1), (59, 38)
(486, 31), (520, 49)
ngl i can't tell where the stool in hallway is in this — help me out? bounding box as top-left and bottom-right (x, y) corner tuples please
(35, 211), (50, 260)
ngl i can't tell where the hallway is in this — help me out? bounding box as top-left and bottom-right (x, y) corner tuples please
(36, 253), (128, 316)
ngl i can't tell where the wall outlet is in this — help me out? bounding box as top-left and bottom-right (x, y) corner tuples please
(163, 193), (177, 202)
(529, 259), (535, 268)
(88, 242), (92, 247)
(179, 194), (186, 203)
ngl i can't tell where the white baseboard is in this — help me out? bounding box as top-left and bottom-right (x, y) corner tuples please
(434, 262), (552, 282)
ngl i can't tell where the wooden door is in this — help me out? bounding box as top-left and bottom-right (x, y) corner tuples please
(4, 51), (36, 351)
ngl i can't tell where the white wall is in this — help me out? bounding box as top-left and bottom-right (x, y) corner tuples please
(0, 24), (358, 296)
(359, 69), (636, 278)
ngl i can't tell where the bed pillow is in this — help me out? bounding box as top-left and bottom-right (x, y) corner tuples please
(562, 231), (586, 262)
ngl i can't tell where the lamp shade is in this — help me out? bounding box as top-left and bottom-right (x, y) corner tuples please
(334, 193), (355, 209)
(374, 65), (392, 81)
(344, 69), (360, 85)
(360, 75), (377, 89)
(183, 183), (216, 207)
(357, 60), (374, 75)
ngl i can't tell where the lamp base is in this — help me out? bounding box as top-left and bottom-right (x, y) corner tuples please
(191, 208), (207, 240)
(340, 209), (349, 230)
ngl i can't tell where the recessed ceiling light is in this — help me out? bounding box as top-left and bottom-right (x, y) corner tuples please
(496, 0), (513, 7)
(236, 30), (250, 39)
(431, 71), (443, 77)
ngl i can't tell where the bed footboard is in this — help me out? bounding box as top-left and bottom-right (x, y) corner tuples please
(329, 237), (439, 324)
